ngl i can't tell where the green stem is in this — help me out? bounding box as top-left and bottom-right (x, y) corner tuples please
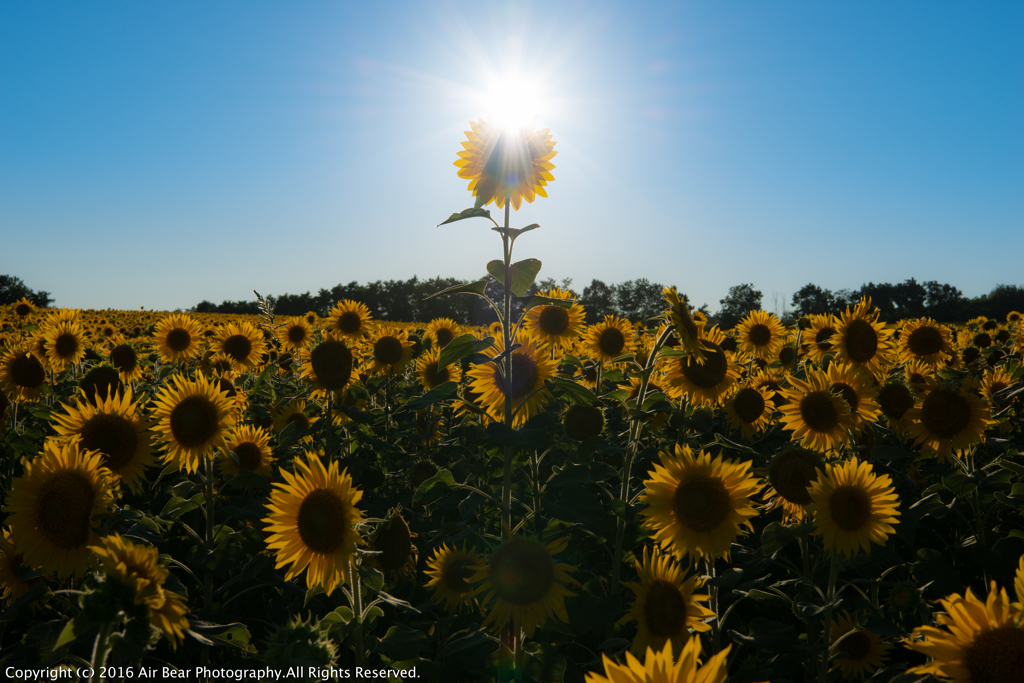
(204, 454), (215, 611)
(90, 621), (115, 682)
(709, 558), (721, 652)
(326, 390), (333, 459)
(501, 202), (514, 540)
(352, 560), (365, 666)
(819, 553), (839, 683)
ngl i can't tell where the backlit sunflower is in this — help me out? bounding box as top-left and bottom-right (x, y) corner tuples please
(474, 536), (576, 638)
(640, 445), (762, 563)
(272, 400), (318, 438)
(212, 321), (266, 373)
(424, 317), (462, 350)
(51, 390), (153, 493)
(875, 382), (916, 433)
(416, 347), (462, 391)
(301, 338), (355, 395)
(904, 359), (939, 394)
(264, 453), (364, 596)
(367, 510), (417, 579)
(584, 637), (730, 683)
(778, 368), (855, 452)
(0, 528), (43, 601)
(735, 310), (786, 361)
(424, 543), (485, 614)
(830, 611), (892, 680)
(663, 287), (706, 362)
(750, 368), (791, 407)
(663, 327), (741, 408)
(89, 534), (188, 649)
(106, 339), (144, 382)
(4, 439), (115, 578)
(153, 313), (204, 364)
(467, 332), (556, 427)
(803, 314), (839, 365)
(899, 318), (953, 365)
(455, 116), (557, 210)
(584, 315), (636, 363)
(724, 384), (775, 440)
(833, 298), (894, 376)
(980, 366), (1016, 413)
(219, 424), (274, 477)
(763, 448), (825, 520)
(42, 320), (87, 371)
(0, 343), (47, 401)
(326, 300), (373, 340)
(523, 288), (586, 350)
(366, 325), (413, 375)
(619, 546), (715, 656)
(563, 404), (606, 441)
(807, 456), (900, 558)
(78, 364), (124, 405)
(905, 386), (992, 461)
(150, 373), (236, 474)
(276, 317), (314, 352)
(825, 362), (881, 428)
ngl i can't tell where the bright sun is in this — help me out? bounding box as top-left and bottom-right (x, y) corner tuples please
(482, 75), (543, 131)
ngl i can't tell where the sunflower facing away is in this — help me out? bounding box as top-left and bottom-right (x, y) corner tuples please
(150, 373), (236, 474)
(326, 300), (374, 340)
(584, 636), (730, 683)
(4, 439), (115, 579)
(830, 611), (892, 680)
(367, 510), (418, 579)
(455, 117), (557, 210)
(425, 543), (485, 615)
(467, 332), (557, 427)
(905, 385), (992, 461)
(153, 313), (205, 364)
(264, 453), (364, 596)
(763, 448), (825, 521)
(735, 310), (787, 361)
(640, 445), (762, 563)
(778, 367), (855, 452)
(619, 546), (715, 656)
(522, 288), (586, 350)
(807, 456), (900, 558)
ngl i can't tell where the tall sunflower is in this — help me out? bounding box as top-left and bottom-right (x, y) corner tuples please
(735, 310), (786, 361)
(619, 547), (715, 656)
(663, 327), (740, 408)
(899, 318), (953, 365)
(778, 368), (855, 452)
(264, 453), (364, 596)
(150, 373), (236, 473)
(424, 318), (462, 350)
(326, 300), (374, 340)
(807, 456), (900, 558)
(153, 313), (204, 364)
(212, 321), (266, 373)
(366, 325), (413, 376)
(425, 543), (484, 615)
(455, 117), (557, 210)
(724, 384), (775, 441)
(467, 332), (556, 427)
(583, 315), (636, 363)
(584, 637), (730, 683)
(833, 298), (894, 376)
(4, 439), (116, 578)
(366, 510), (418, 579)
(218, 424), (274, 477)
(522, 288), (586, 351)
(0, 344), (48, 401)
(640, 445), (762, 563)
(905, 386), (991, 461)
(830, 611), (892, 680)
(301, 338), (355, 395)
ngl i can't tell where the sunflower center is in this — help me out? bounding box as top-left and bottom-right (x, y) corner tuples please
(287, 325), (308, 344)
(11, 354), (45, 388)
(223, 334), (253, 362)
(54, 333), (79, 358)
(680, 344), (728, 389)
(434, 328), (455, 348)
(800, 391), (840, 433)
(815, 326), (836, 350)
(285, 412), (311, 431)
(81, 413), (138, 472)
(672, 475), (731, 532)
(907, 326), (943, 357)
(964, 625), (1024, 683)
(422, 361), (449, 389)
(165, 328), (192, 352)
(769, 450), (821, 506)
(747, 324), (772, 347)
(642, 579), (688, 638)
(831, 382), (860, 413)
(506, 352), (540, 401)
(233, 441), (264, 471)
(310, 340), (353, 390)
(36, 471), (95, 549)
(80, 367), (123, 404)
(733, 388), (766, 424)
(374, 517), (412, 572)
(597, 327), (626, 357)
(779, 346), (795, 365)
(297, 489), (349, 555)
(563, 404), (604, 441)
(374, 336), (404, 366)
(921, 389), (971, 438)
(836, 630), (872, 661)
(844, 320), (878, 363)
(337, 312), (363, 335)
(489, 539), (555, 606)
(169, 395), (221, 448)
(829, 484), (873, 531)
(973, 333), (992, 349)
(15, 303), (31, 317)
(539, 307), (570, 336)
(441, 558), (476, 595)
(110, 344), (137, 372)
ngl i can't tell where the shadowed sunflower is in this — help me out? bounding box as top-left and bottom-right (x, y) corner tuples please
(424, 318), (462, 350)
(219, 424), (274, 477)
(779, 368), (855, 452)
(276, 317), (314, 352)
(640, 445), (762, 563)
(830, 611), (892, 680)
(272, 400), (318, 439)
(834, 298), (894, 376)
(327, 300), (374, 340)
(153, 314), (204, 364)
(663, 287), (707, 362)
(876, 382), (917, 433)
(42, 320), (87, 371)
(11, 297), (36, 319)
(825, 362), (882, 428)
(619, 546), (715, 656)
(735, 310), (786, 361)
(212, 321), (266, 373)
(904, 359), (939, 395)
(0, 528), (43, 601)
(90, 534), (188, 649)
(0, 344), (48, 401)
(803, 314), (839, 365)
(52, 390), (153, 493)
(807, 456), (900, 558)
(367, 325), (413, 376)
(474, 536), (576, 638)
(264, 453), (364, 596)
(584, 636), (730, 683)
(563, 404), (605, 441)
(367, 510), (418, 579)
(301, 338), (355, 395)
(584, 315), (636, 363)
(4, 439), (115, 578)
(455, 117), (556, 210)
(416, 347), (462, 391)
(523, 288), (586, 351)
(468, 332), (556, 427)
(663, 327), (740, 408)
(724, 384), (775, 440)
(905, 386), (991, 461)
(980, 366), (1016, 413)
(150, 373), (236, 473)
(78, 364), (124, 405)
(899, 318), (953, 365)
(107, 338), (143, 382)
(424, 543), (484, 614)
(763, 448), (825, 521)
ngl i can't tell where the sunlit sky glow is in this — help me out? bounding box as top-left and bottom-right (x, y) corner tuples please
(2, 1), (1022, 313)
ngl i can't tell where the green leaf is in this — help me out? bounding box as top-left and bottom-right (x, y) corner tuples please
(437, 334), (495, 369)
(424, 279), (489, 301)
(518, 294), (574, 312)
(378, 624), (422, 661)
(437, 207), (492, 226)
(413, 469), (455, 503)
(54, 618), (78, 649)
(304, 585), (325, 606)
(404, 381), (459, 412)
(491, 223), (540, 243)
(191, 622), (256, 653)
(546, 376), (598, 406)
(602, 389), (631, 403)
(486, 258), (543, 297)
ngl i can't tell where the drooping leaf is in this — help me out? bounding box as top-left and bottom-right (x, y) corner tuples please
(424, 279), (489, 301)
(404, 381), (459, 412)
(546, 376), (598, 406)
(437, 207), (492, 226)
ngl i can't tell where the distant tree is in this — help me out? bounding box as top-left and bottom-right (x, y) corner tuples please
(976, 284), (1024, 322)
(791, 284), (836, 317)
(0, 275), (53, 307)
(615, 278), (664, 325)
(717, 284), (763, 329)
(581, 279), (615, 324)
(923, 281), (964, 322)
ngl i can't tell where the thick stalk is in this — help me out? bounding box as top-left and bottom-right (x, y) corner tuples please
(325, 390), (333, 459)
(819, 554), (839, 683)
(90, 621), (115, 682)
(352, 561), (365, 666)
(709, 558), (721, 652)
(501, 203), (514, 539)
(204, 454), (215, 610)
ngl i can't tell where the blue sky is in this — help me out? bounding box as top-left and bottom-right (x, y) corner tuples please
(2, 1), (1022, 314)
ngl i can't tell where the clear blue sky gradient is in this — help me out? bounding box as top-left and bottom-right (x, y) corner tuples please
(2, 1), (1022, 313)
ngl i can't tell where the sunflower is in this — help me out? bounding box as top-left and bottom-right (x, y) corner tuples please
(980, 366), (1016, 413)
(584, 637), (730, 683)
(833, 299), (894, 376)
(367, 510), (418, 579)
(904, 386), (991, 461)
(424, 318), (462, 350)
(807, 456), (900, 558)
(830, 611), (892, 680)
(467, 332), (556, 427)
(474, 536), (576, 638)
(51, 390), (153, 492)
(152, 314), (204, 364)
(663, 327), (741, 408)
(899, 318), (953, 365)
(0, 344), (47, 401)
(904, 359), (939, 395)
(264, 453), (364, 596)
(583, 315), (636, 363)
(276, 317), (314, 352)
(150, 373), (236, 474)
(416, 347), (462, 391)
(778, 368), (855, 452)
(0, 528), (43, 601)
(212, 321), (266, 373)
(523, 288), (586, 351)
(42, 320), (88, 371)
(563, 404), (606, 441)
(904, 579), (1024, 682)
(875, 382), (917, 433)
(455, 116), (557, 210)
(424, 543), (485, 614)
(11, 297), (36, 319)
(750, 368), (792, 407)
(619, 547), (715, 656)
(78, 364), (124, 405)
(106, 339), (141, 381)
(663, 287), (707, 362)
(763, 448), (825, 520)
(89, 534), (188, 648)
(825, 362), (881, 428)
(326, 300), (373, 340)
(366, 325), (413, 376)
(802, 314), (839, 365)
(272, 400), (319, 438)
(4, 439), (115, 578)
(735, 310), (786, 361)
(219, 424), (274, 477)
(640, 445), (762, 563)
(724, 384), (775, 440)
(301, 338), (355, 394)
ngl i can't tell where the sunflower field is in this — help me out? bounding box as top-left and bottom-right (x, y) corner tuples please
(2, 119), (1024, 683)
